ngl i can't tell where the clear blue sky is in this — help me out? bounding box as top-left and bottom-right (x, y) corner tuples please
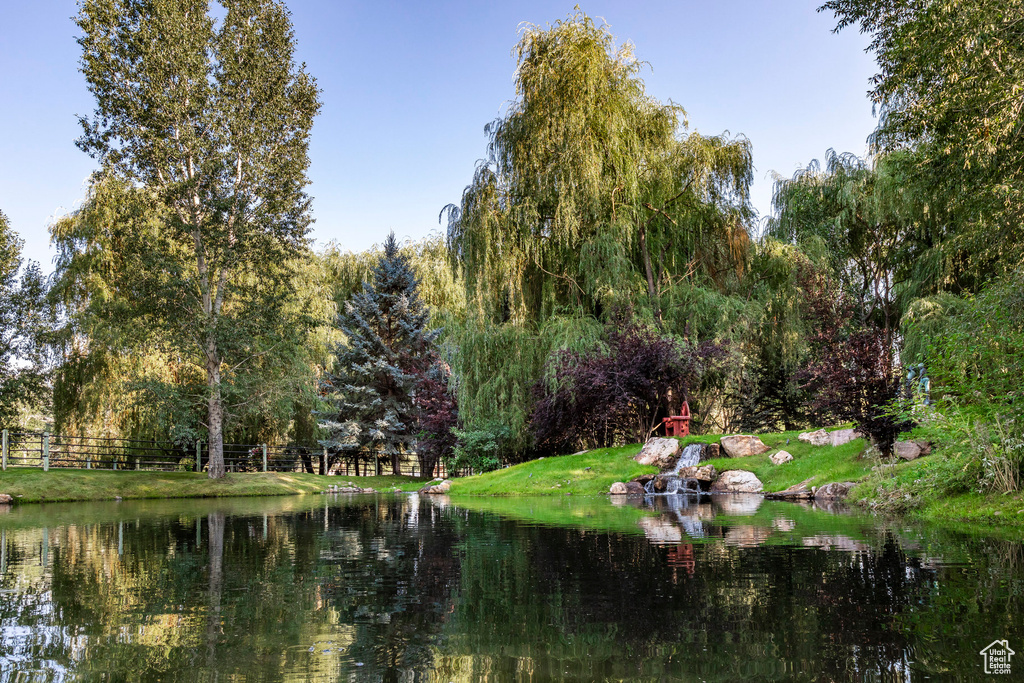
(0, 1), (877, 273)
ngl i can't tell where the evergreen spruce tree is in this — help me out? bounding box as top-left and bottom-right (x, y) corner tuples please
(321, 233), (436, 475)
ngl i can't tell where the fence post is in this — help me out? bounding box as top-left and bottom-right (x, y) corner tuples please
(1, 429), (7, 471)
(43, 433), (50, 472)
(262, 444), (268, 473)
(196, 442), (202, 473)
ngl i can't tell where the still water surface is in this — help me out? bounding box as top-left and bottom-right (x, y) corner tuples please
(0, 493), (1021, 681)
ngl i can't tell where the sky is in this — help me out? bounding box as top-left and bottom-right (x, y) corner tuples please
(0, 1), (878, 274)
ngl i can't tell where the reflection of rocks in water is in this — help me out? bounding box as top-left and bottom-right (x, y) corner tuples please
(811, 499), (851, 515)
(772, 518), (796, 532)
(711, 493), (763, 516)
(723, 525), (772, 548)
(638, 516), (683, 544)
(801, 535), (869, 552)
(637, 495), (711, 543)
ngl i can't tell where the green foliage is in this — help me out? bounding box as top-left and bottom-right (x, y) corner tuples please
(0, 210), (52, 429)
(447, 423), (512, 474)
(446, 11), (754, 325)
(75, 0), (321, 477)
(49, 178), (332, 448)
(823, 0), (1024, 285)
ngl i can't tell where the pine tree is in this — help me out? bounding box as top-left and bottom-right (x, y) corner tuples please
(321, 233), (436, 475)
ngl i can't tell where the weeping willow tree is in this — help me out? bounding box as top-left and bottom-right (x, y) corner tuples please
(766, 150), (934, 336)
(442, 11), (755, 450)
(445, 11), (753, 325)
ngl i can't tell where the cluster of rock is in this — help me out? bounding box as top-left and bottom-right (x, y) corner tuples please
(765, 478), (855, 501)
(613, 437), (768, 495)
(608, 432), (865, 500)
(798, 428), (860, 447)
(419, 480), (452, 495)
(325, 484), (376, 494)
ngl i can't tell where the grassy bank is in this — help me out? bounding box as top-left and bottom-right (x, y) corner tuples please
(449, 429), (1023, 525)
(448, 444), (657, 496)
(0, 468), (426, 503)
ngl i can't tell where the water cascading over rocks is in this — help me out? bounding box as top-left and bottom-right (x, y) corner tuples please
(645, 443), (704, 494)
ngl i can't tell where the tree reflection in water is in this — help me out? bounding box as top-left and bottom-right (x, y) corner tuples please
(0, 494), (1020, 681)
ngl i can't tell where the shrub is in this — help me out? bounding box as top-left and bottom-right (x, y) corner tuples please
(531, 318), (721, 454)
(798, 267), (911, 456)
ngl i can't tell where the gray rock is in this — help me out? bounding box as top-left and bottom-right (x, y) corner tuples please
(719, 435), (770, 458)
(634, 438), (681, 468)
(798, 429), (831, 446)
(702, 443), (721, 460)
(814, 482), (856, 500)
(419, 480), (452, 494)
(609, 482), (628, 495)
(769, 450), (794, 465)
(895, 441), (923, 461)
(710, 470), (764, 493)
(829, 428), (860, 446)
(765, 478), (815, 500)
(624, 481), (646, 495)
(676, 464), (717, 482)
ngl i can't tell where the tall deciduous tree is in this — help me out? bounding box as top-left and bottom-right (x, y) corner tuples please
(0, 211), (51, 428)
(444, 11), (754, 326)
(821, 0), (1024, 284)
(320, 234), (437, 476)
(75, 0), (320, 477)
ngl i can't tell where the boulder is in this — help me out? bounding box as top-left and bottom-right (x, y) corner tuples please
(895, 441), (923, 461)
(420, 480), (452, 494)
(624, 481), (646, 495)
(829, 428), (860, 446)
(677, 464), (717, 482)
(815, 482), (856, 500)
(710, 470), (764, 493)
(798, 429), (830, 446)
(609, 482), (629, 495)
(634, 437), (681, 468)
(0, 493), (12, 505)
(769, 450), (794, 465)
(702, 443), (721, 460)
(912, 439), (933, 456)
(719, 435), (770, 458)
(632, 474), (656, 486)
(765, 478), (815, 500)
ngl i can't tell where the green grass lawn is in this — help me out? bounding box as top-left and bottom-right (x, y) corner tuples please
(700, 429), (874, 492)
(449, 444), (657, 496)
(0, 467), (427, 503)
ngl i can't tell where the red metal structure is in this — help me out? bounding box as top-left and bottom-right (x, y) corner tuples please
(662, 400), (691, 437)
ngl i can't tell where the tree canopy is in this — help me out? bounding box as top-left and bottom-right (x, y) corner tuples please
(74, 0), (321, 476)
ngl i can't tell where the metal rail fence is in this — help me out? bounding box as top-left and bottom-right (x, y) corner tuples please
(0, 430), (446, 478)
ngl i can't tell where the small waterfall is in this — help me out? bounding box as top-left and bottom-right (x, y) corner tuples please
(644, 443), (704, 494)
(670, 443), (703, 474)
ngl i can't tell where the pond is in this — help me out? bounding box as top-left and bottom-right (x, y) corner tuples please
(0, 492), (1021, 681)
